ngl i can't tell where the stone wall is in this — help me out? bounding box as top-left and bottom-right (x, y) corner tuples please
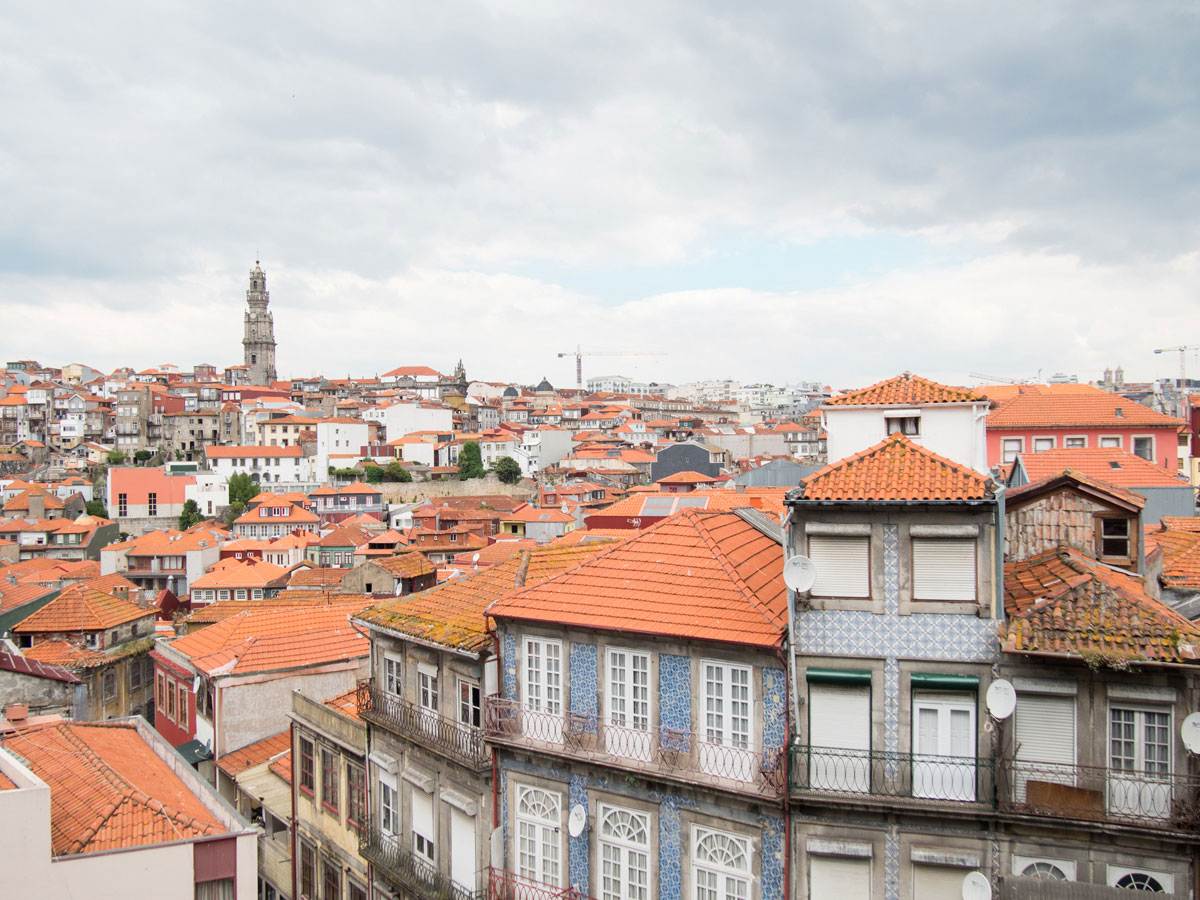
(378, 475), (536, 505)
(1006, 492), (1106, 561)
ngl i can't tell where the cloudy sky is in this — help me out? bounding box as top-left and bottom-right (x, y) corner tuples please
(2, 1), (1197, 389)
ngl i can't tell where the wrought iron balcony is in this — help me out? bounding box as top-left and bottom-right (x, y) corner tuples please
(789, 745), (996, 807)
(997, 757), (1200, 831)
(486, 867), (594, 900)
(484, 696), (785, 799)
(357, 680), (489, 770)
(361, 826), (484, 900)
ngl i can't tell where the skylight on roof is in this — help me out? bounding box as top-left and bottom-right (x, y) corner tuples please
(1109, 461), (1122, 469)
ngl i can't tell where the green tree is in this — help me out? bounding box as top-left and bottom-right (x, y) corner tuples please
(106, 450), (127, 465)
(133, 449), (153, 464)
(178, 499), (202, 530)
(227, 472), (258, 506)
(85, 500), (109, 518)
(364, 465), (383, 484)
(384, 460), (412, 483)
(493, 456), (522, 484)
(457, 441), (485, 480)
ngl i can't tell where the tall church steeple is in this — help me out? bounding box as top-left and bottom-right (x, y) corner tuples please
(242, 261), (277, 384)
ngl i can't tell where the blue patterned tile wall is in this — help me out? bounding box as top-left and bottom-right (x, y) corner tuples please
(570, 642), (597, 720)
(883, 523), (900, 615)
(658, 795), (682, 900)
(500, 765), (509, 867)
(569, 773), (589, 892)
(659, 654), (691, 745)
(762, 667), (787, 748)
(884, 658), (900, 754)
(793, 609), (998, 662)
(759, 813), (786, 900)
(885, 824), (900, 899)
(503, 632), (517, 698)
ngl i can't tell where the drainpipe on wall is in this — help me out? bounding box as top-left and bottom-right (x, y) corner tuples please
(993, 484), (1006, 622)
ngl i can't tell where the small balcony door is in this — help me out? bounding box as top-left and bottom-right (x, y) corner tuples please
(1108, 707), (1171, 820)
(417, 663), (439, 734)
(524, 638), (564, 743)
(606, 649), (651, 761)
(912, 694), (976, 801)
(700, 661), (754, 783)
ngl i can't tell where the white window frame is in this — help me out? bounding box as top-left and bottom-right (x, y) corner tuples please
(523, 637), (564, 742)
(1063, 435), (1087, 449)
(807, 535), (870, 599)
(700, 660), (754, 783)
(912, 692), (977, 801)
(691, 825), (751, 900)
(1099, 435), (1122, 449)
(1131, 434), (1155, 462)
(457, 677), (481, 729)
(1000, 437), (1023, 464)
(1012, 855), (1075, 881)
(412, 786), (435, 865)
(911, 538), (976, 602)
(1108, 704), (1172, 821)
(597, 803), (651, 900)
(1106, 865), (1173, 893)
(379, 775), (398, 835)
(516, 785), (563, 887)
(1031, 436), (1055, 452)
(808, 682), (871, 793)
(383, 654), (403, 697)
(605, 648), (652, 762)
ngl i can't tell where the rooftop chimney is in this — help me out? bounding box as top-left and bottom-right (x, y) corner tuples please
(5, 703), (28, 725)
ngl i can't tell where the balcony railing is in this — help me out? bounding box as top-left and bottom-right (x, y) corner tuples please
(997, 757), (1200, 831)
(484, 696), (785, 799)
(487, 868), (594, 900)
(361, 827), (484, 900)
(358, 680), (489, 770)
(790, 745), (996, 807)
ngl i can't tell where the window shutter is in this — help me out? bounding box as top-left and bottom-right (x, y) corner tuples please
(912, 864), (969, 900)
(809, 536), (870, 598)
(810, 856), (871, 899)
(809, 685), (870, 752)
(912, 538), (975, 601)
(412, 789), (434, 845)
(1015, 694), (1075, 766)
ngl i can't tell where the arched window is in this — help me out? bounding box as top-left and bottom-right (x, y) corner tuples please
(692, 827), (749, 900)
(1114, 872), (1165, 891)
(1022, 862), (1068, 880)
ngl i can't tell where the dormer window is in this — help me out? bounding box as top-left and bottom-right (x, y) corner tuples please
(1099, 517), (1132, 562)
(884, 415), (920, 437)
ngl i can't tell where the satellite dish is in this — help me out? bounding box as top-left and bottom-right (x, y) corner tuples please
(472, 553), (480, 563)
(962, 871), (991, 900)
(1182, 712), (1200, 754)
(568, 804), (586, 837)
(783, 555), (817, 593)
(985, 679), (1016, 720)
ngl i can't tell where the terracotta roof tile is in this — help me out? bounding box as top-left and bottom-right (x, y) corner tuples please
(354, 542), (618, 654)
(488, 510), (786, 648)
(1145, 528), (1200, 589)
(797, 434), (993, 502)
(14, 583), (151, 633)
(268, 749), (292, 784)
(3, 721), (226, 855)
(1003, 548), (1200, 665)
(372, 554), (437, 579)
(1015, 448), (1189, 487)
(286, 567), (347, 588)
(323, 686), (363, 723)
(826, 373), (984, 407)
(988, 387), (1186, 428)
(216, 730), (290, 777)
(168, 601), (371, 676)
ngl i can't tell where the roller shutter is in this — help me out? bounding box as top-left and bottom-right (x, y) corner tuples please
(810, 856), (871, 899)
(809, 536), (869, 598)
(912, 538), (975, 601)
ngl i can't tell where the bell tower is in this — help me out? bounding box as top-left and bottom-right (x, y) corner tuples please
(242, 261), (277, 384)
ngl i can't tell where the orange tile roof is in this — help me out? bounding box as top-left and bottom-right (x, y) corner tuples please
(372, 554), (437, 579)
(451, 540), (536, 566)
(592, 487), (787, 522)
(1015, 449), (1190, 487)
(286, 567), (346, 588)
(233, 503), (318, 525)
(488, 510), (786, 648)
(322, 686), (363, 723)
(191, 560), (290, 590)
(354, 542), (618, 654)
(14, 583), (151, 634)
(1144, 528), (1200, 589)
(21, 639), (111, 667)
(1003, 548), (1200, 665)
(655, 470), (719, 484)
(1160, 516), (1200, 532)
(206, 445), (302, 458)
(4, 721), (226, 855)
(796, 434), (994, 502)
(0, 580), (55, 612)
(987, 387), (1186, 428)
(315, 526), (372, 548)
(167, 601), (371, 676)
(269, 749), (292, 784)
(216, 730), (290, 777)
(825, 373), (984, 407)
(1006, 468), (1146, 511)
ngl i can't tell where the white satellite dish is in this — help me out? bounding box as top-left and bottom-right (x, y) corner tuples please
(568, 804), (586, 837)
(985, 679), (1016, 720)
(783, 555), (817, 593)
(472, 552), (480, 563)
(962, 871), (991, 900)
(1182, 712), (1200, 754)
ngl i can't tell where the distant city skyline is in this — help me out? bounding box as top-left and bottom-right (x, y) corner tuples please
(1, 3), (1196, 386)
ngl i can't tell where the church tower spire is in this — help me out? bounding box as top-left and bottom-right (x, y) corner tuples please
(242, 260), (278, 384)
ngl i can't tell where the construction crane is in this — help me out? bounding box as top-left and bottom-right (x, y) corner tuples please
(968, 372), (1039, 385)
(556, 346), (667, 389)
(1154, 345), (1197, 416)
